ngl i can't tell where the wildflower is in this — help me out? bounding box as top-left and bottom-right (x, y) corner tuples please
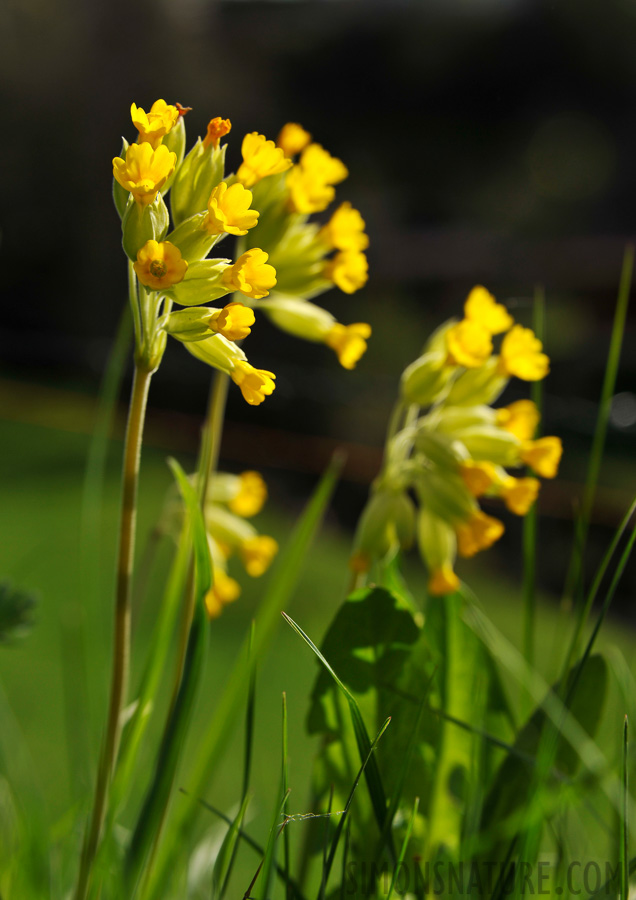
(222, 249), (277, 299)
(520, 437), (563, 478)
(203, 116), (232, 149)
(500, 476), (540, 515)
(458, 460), (499, 497)
(205, 570), (240, 618)
(286, 165), (336, 214)
(445, 320), (493, 368)
(203, 182), (260, 236)
(277, 122), (312, 157)
(300, 143), (348, 185)
(428, 564), (460, 596)
(496, 400), (540, 441)
(456, 510), (505, 558)
(113, 142), (176, 206)
(231, 359), (276, 406)
(208, 302), (255, 341)
(228, 471), (268, 517)
(499, 325), (550, 381)
(131, 100), (179, 149)
(240, 535), (279, 576)
(464, 286), (513, 335)
(237, 133), (292, 187)
(319, 202), (369, 252)
(325, 323), (372, 369)
(324, 250), (368, 294)
(133, 240), (188, 290)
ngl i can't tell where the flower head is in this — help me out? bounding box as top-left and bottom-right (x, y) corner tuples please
(458, 460), (499, 497)
(445, 320), (493, 368)
(300, 143), (348, 185)
(134, 240), (188, 290)
(499, 325), (550, 381)
(456, 510), (505, 558)
(464, 286), (513, 335)
(229, 471), (268, 517)
(428, 563), (460, 596)
(240, 535), (279, 576)
(319, 202), (369, 252)
(113, 142), (176, 206)
(204, 182), (259, 236)
(286, 165), (336, 214)
(131, 100), (179, 148)
(500, 476), (540, 515)
(324, 250), (368, 294)
(496, 400), (540, 441)
(277, 122), (312, 157)
(222, 249), (277, 300)
(208, 302), (255, 341)
(203, 116), (232, 149)
(325, 322), (372, 369)
(237, 133), (292, 187)
(205, 570), (240, 619)
(231, 359), (276, 406)
(521, 437), (563, 478)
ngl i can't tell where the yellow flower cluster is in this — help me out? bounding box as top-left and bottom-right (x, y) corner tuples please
(351, 286), (563, 595)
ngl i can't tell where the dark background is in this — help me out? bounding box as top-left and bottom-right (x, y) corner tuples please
(2, 0), (636, 602)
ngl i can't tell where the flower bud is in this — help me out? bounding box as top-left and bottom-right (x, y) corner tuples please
(444, 357), (508, 406)
(401, 351), (453, 406)
(170, 139), (228, 227)
(352, 489), (416, 562)
(161, 307), (215, 342)
(452, 425), (520, 466)
(168, 259), (230, 307)
(165, 212), (221, 263)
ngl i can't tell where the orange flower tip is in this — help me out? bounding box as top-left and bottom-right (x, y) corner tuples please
(203, 116), (232, 149)
(176, 102), (193, 117)
(428, 565), (460, 596)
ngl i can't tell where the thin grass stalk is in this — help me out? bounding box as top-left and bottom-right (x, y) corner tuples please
(74, 359), (153, 900)
(385, 797), (419, 900)
(282, 691), (292, 900)
(621, 716), (629, 900)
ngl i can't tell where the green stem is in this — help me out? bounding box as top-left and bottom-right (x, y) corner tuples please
(74, 361), (153, 900)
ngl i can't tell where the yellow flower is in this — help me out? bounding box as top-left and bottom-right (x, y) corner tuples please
(208, 302), (255, 341)
(500, 476), (540, 515)
(236, 133), (292, 187)
(205, 570), (241, 619)
(496, 400), (540, 441)
(131, 100), (179, 149)
(499, 325), (550, 381)
(202, 116), (232, 149)
(464, 286), (513, 335)
(112, 142), (177, 206)
(204, 182), (260, 236)
(300, 143), (348, 185)
(319, 202), (369, 252)
(240, 535), (279, 576)
(277, 122), (312, 157)
(133, 240), (188, 290)
(324, 250), (369, 294)
(325, 322), (371, 369)
(456, 510), (505, 558)
(458, 460), (499, 497)
(520, 437), (563, 478)
(286, 165), (335, 214)
(222, 249), (277, 300)
(445, 320), (493, 368)
(229, 471), (268, 517)
(231, 359), (276, 406)
(428, 564), (460, 596)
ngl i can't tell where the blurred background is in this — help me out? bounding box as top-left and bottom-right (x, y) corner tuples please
(2, 0), (636, 858)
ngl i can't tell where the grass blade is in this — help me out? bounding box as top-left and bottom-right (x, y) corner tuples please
(386, 796), (419, 900)
(212, 792), (251, 900)
(621, 716), (629, 900)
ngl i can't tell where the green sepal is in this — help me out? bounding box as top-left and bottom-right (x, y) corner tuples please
(112, 137), (130, 219)
(401, 350), (454, 406)
(451, 424), (520, 466)
(165, 211), (222, 263)
(170, 138), (227, 227)
(161, 307), (214, 342)
(414, 468), (474, 522)
(122, 194), (169, 261)
(353, 489), (416, 560)
(167, 259), (230, 307)
(445, 356), (509, 406)
(159, 116), (186, 198)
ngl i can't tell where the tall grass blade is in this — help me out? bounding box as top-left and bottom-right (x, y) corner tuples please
(282, 691), (291, 900)
(211, 792), (251, 900)
(621, 716), (628, 900)
(386, 796), (419, 900)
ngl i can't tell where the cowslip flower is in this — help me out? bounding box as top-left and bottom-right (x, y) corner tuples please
(240, 535), (279, 576)
(496, 400), (540, 441)
(231, 359), (276, 406)
(520, 436), (563, 478)
(319, 202), (369, 252)
(228, 471), (268, 517)
(277, 122), (312, 157)
(134, 240), (188, 290)
(131, 100), (179, 149)
(207, 302), (255, 341)
(325, 323), (372, 369)
(455, 510), (505, 558)
(458, 460), (499, 497)
(500, 476), (540, 515)
(113, 142), (176, 206)
(445, 320), (493, 368)
(222, 249), (277, 300)
(203, 116), (232, 149)
(237, 133), (292, 187)
(428, 563), (460, 596)
(499, 325), (550, 380)
(464, 286), (513, 335)
(300, 143), (348, 185)
(286, 165), (335, 214)
(324, 250), (368, 294)
(203, 182), (259, 236)
(205, 569), (240, 619)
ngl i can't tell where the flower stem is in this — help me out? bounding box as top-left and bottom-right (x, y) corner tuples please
(74, 361), (153, 900)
